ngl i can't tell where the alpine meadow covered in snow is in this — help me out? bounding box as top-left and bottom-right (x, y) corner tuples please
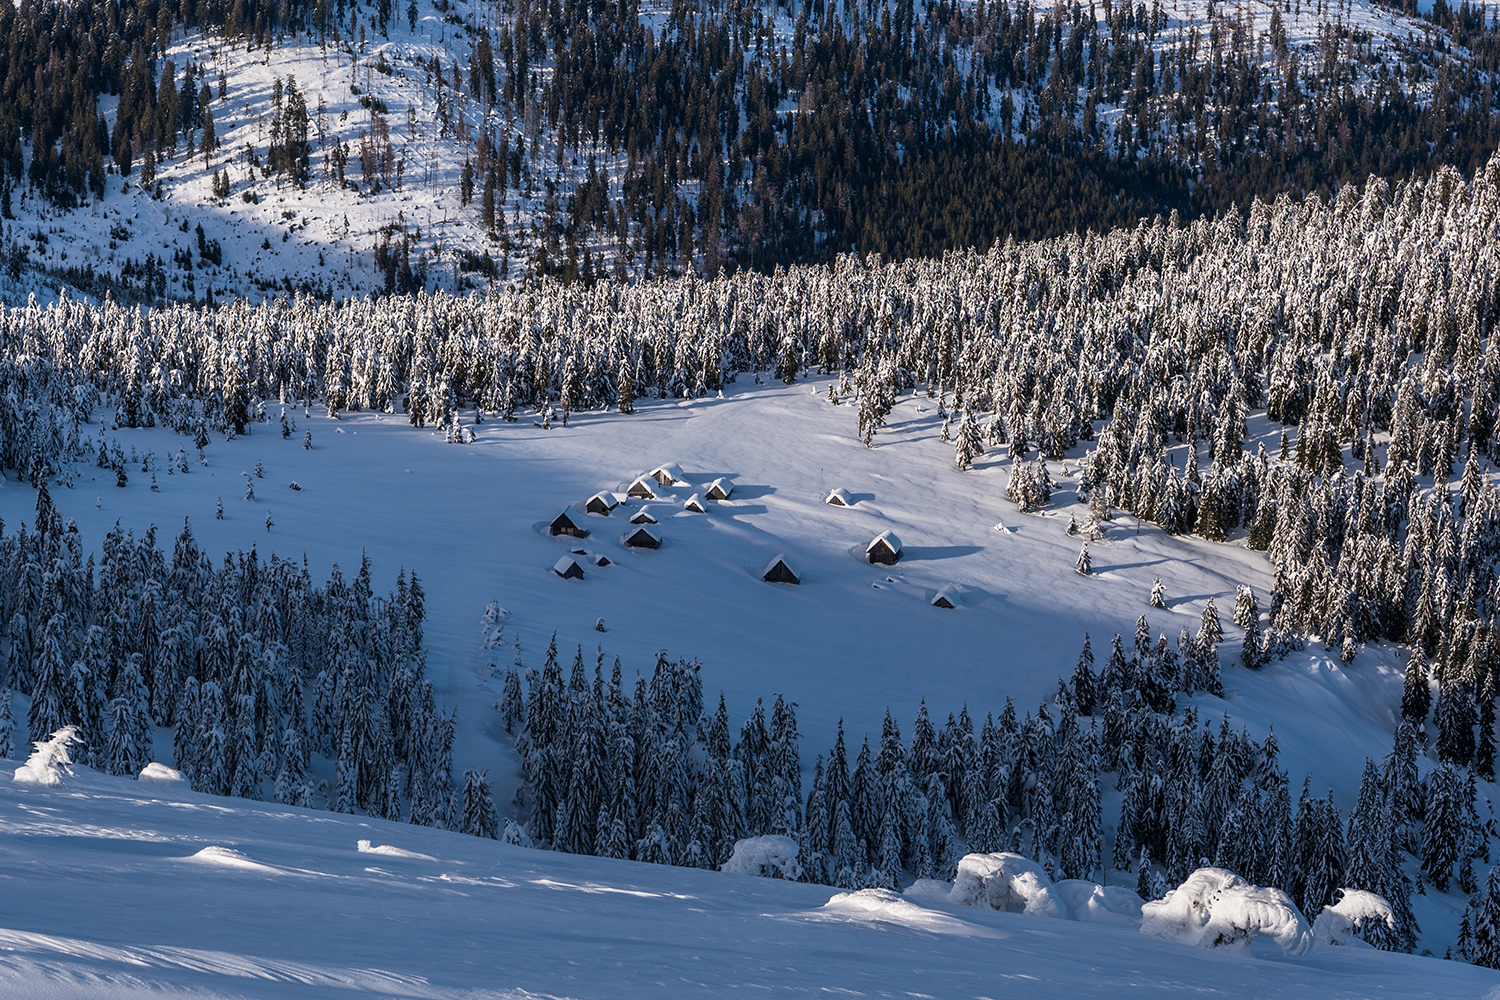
(6, 0), (1500, 992)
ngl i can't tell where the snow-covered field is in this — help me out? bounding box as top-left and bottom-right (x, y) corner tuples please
(2, 762), (1495, 999)
(2, 372), (1489, 990)
(0, 375), (1409, 810)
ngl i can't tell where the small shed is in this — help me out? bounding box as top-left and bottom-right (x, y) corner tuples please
(550, 506), (590, 537)
(593, 554), (611, 567)
(762, 554), (800, 585)
(931, 586), (959, 609)
(650, 463), (686, 486)
(624, 525), (662, 549)
(866, 530), (903, 566)
(585, 491), (620, 516)
(630, 507), (658, 525)
(553, 555), (585, 580)
(705, 477), (735, 501)
(684, 493), (708, 513)
(825, 488), (853, 507)
(627, 477), (658, 499)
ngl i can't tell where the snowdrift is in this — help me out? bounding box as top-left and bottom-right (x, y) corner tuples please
(1310, 890), (1397, 949)
(1140, 868), (1312, 956)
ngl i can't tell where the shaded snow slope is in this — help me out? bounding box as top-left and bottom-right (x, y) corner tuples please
(1, 763), (1495, 999)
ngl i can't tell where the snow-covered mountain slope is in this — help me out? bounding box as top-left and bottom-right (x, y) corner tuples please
(0, 761), (1492, 999)
(0, 0), (1469, 304)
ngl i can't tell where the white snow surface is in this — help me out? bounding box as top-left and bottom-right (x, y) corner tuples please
(1140, 867), (1313, 957)
(0, 765), (1495, 999)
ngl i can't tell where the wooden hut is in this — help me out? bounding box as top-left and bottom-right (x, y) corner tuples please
(931, 586), (959, 609)
(865, 530), (903, 565)
(650, 463), (686, 486)
(553, 555), (585, 579)
(624, 525), (662, 549)
(630, 507), (658, 524)
(585, 491), (620, 515)
(627, 477), (658, 499)
(762, 555), (800, 585)
(705, 477), (735, 500)
(824, 488), (853, 507)
(684, 493), (708, 513)
(550, 506), (589, 537)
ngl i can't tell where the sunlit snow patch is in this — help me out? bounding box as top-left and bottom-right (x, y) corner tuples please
(138, 762), (187, 786)
(720, 835), (802, 880)
(794, 889), (1007, 939)
(357, 839), (438, 861)
(949, 852), (1142, 925)
(181, 846), (284, 874)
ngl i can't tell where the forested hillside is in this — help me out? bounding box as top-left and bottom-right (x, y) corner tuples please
(0, 0), (1497, 298)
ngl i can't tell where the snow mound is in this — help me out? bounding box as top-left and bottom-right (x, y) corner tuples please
(12, 727), (81, 787)
(810, 889), (1005, 939)
(357, 839), (438, 861)
(1140, 868), (1311, 956)
(182, 846), (283, 874)
(138, 762), (187, 787)
(1310, 889), (1394, 949)
(949, 853), (1141, 924)
(720, 835), (802, 881)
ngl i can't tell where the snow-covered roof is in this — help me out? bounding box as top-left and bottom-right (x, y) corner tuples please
(550, 506), (589, 535)
(824, 488), (852, 506)
(866, 530), (902, 554)
(650, 463), (687, 486)
(684, 493), (707, 512)
(587, 491), (619, 511)
(624, 525), (661, 548)
(706, 477), (735, 500)
(762, 554), (799, 584)
(552, 555), (584, 578)
(931, 585), (959, 609)
(627, 477), (657, 498)
(629, 507), (658, 524)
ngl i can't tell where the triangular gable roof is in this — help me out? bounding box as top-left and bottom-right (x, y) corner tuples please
(932, 585), (959, 608)
(629, 507), (658, 524)
(705, 477), (735, 500)
(650, 463), (686, 486)
(624, 525), (662, 548)
(553, 555), (584, 579)
(627, 477), (657, 498)
(762, 554), (799, 585)
(684, 493), (707, 513)
(824, 488), (852, 506)
(866, 530), (902, 555)
(550, 506), (589, 536)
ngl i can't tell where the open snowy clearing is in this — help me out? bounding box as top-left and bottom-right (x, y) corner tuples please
(0, 375), (1411, 814)
(0, 763), (1493, 1000)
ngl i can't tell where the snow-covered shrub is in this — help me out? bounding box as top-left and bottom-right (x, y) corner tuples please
(1310, 889), (1396, 950)
(138, 762), (188, 787)
(12, 726), (82, 787)
(949, 852), (1141, 924)
(1140, 867), (1311, 956)
(721, 835), (802, 881)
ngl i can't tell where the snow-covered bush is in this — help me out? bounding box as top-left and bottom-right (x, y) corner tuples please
(722, 836), (802, 881)
(1140, 868), (1311, 956)
(1310, 890), (1396, 950)
(138, 762), (188, 787)
(12, 726), (82, 787)
(949, 853), (1142, 925)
